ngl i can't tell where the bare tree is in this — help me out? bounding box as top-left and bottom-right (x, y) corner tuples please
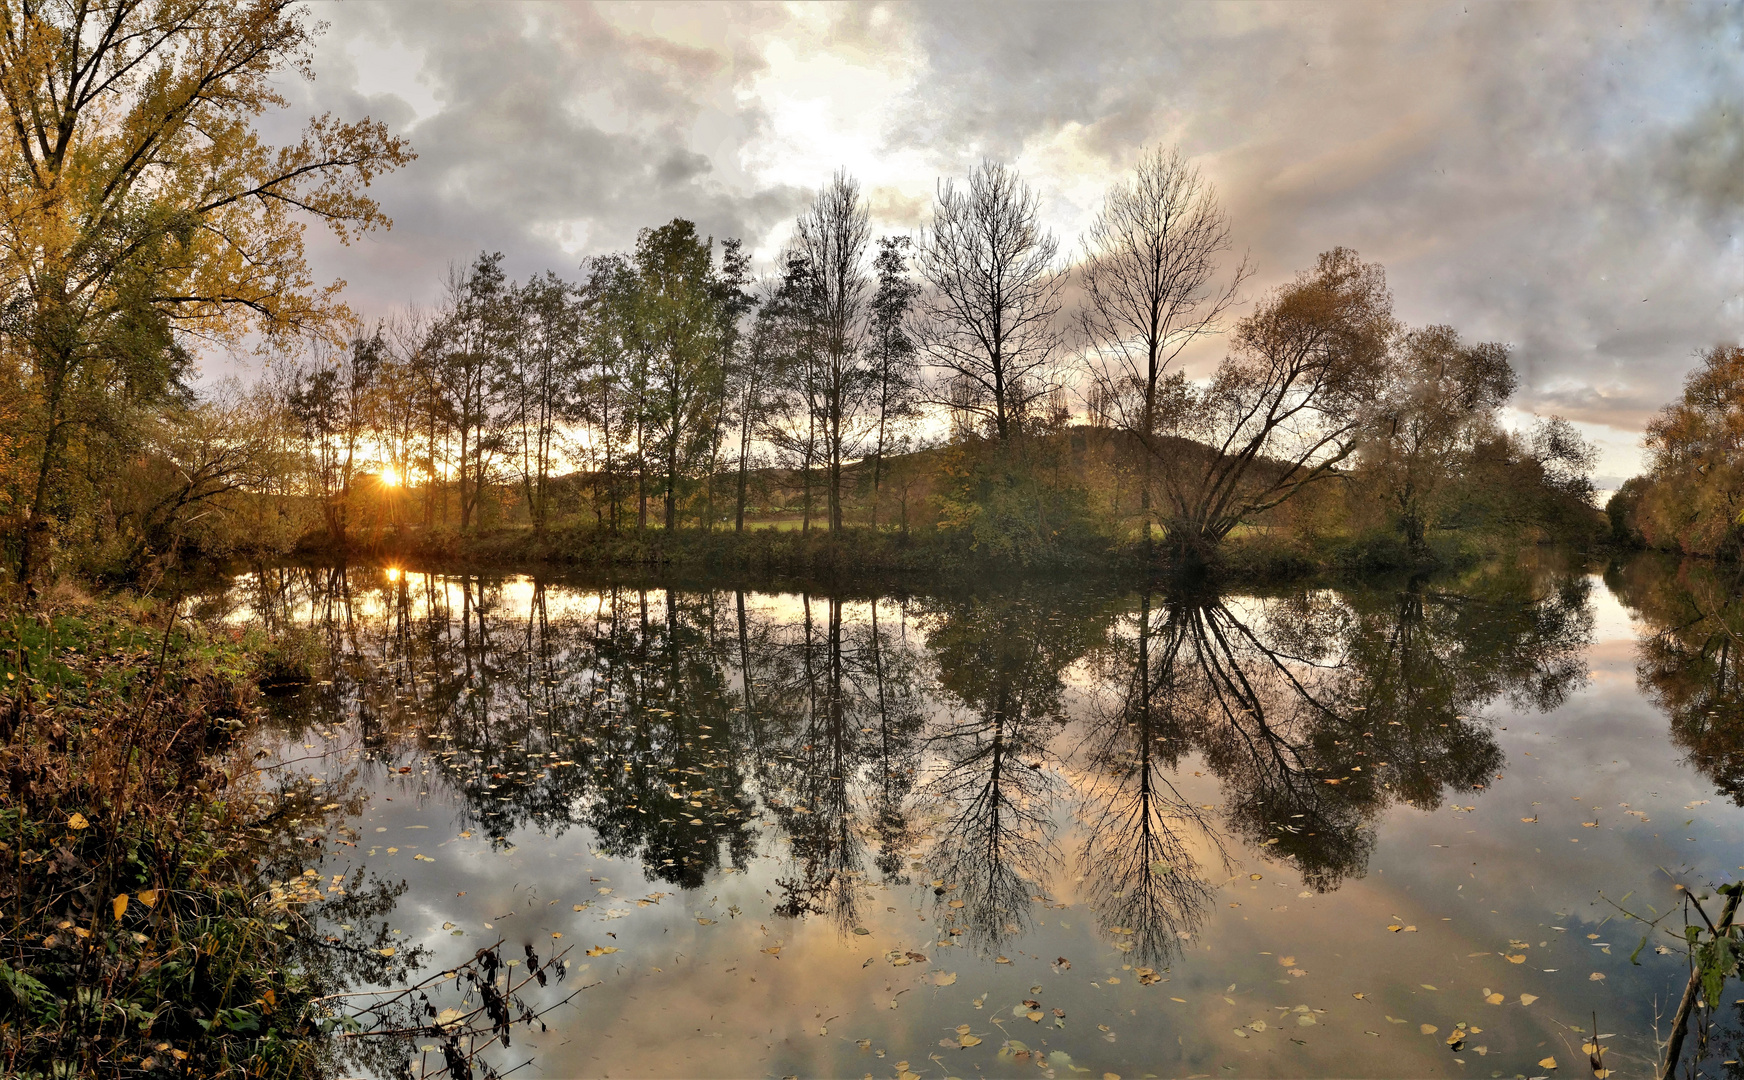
(918, 160), (1066, 441)
(1078, 147), (1250, 539)
(794, 171), (874, 531)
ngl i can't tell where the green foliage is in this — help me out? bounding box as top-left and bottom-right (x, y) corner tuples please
(933, 439), (1108, 566)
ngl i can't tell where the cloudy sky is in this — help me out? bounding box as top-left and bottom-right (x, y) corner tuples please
(270, 1), (1744, 485)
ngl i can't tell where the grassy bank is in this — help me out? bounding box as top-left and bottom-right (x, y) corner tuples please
(0, 590), (328, 1078)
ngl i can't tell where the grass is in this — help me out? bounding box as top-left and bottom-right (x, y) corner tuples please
(0, 589), (334, 1078)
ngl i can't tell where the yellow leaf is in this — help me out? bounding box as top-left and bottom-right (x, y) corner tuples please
(956, 1025), (972, 1036)
(697, 917), (716, 925)
(1520, 993), (1538, 1006)
(586, 945), (619, 957)
(1420, 1024), (1438, 1035)
(960, 1035), (982, 1047)
(112, 894), (128, 921)
(1484, 992), (1504, 1004)
(948, 899), (965, 908)
(138, 889), (158, 908)
(1537, 1056), (1557, 1069)
(169, 1049), (188, 1062)
(67, 812), (89, 830)
(1028, 1011), (1044, 1022)
(1506, 954), (1525, 964)
(378, 947), (395, 957)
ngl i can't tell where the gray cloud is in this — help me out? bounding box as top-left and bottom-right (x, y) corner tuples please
(254, 2), (1744, 476)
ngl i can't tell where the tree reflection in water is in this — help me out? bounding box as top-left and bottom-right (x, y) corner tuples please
(1070, 570), (1590, 963)
(1613, 556), (1744, 804)
(233, 562), (1592, 969)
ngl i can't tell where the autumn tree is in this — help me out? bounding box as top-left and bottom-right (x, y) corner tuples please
(287, 328), (384, 546)
(577, 253), (641, 531)
(0, 0), (412, 586)
(918, 160), (1065, 441)
(1078, 147), (1249, 540)
(1359, 325), (1515, 553)
(1622, 346), (1744, 555)
(1155, 247), (1397, 560)
(761, 250), (826, 532)
(702, 237), (755, 530)
(633, 220), (726, 532)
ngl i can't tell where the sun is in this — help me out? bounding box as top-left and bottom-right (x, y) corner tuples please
(380, 466), (400, 487)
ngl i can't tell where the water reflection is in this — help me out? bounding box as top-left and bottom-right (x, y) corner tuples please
(1613, 557), (1744, 805)
(227, 563), (1596, 958)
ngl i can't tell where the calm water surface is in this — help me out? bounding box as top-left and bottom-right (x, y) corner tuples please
(205, 556), (1744, 1079)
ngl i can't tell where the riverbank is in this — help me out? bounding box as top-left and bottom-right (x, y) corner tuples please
(298, 517), (1600, 588)
(0, 590), (328, 1078)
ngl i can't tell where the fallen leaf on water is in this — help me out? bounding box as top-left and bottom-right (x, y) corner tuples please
(1352, 992), (1366, 999)
(853, 927), (870, 935)
(573, 905), (587, 912)
(1520, 993), (1538, 1006)
(1420, 1024), (1438, 1035)
(1506, 955), (1526, 964)
(378, 947), (395, 957)
(995, 956), (1011, 964)
(1279, 956), (1295, 966)
(1248, 1020), (1267, 1032)
(1589, 972), (1605, 981)
(1538, 1056), (1557, 1069)
(1387, 924), (1403, 932)
(948, 899), (965, 909)
(1420, 984), (1437, 991)
(586, 945), (619, 956)
(933, 971), (957, 986)
(697, 918), (716, 925)
(959, 1035), (982, 1048)
(1484, 992), (1504, 1004)
(1249, 874), (1262, 881)
(1027, 1011), (1043, 1023)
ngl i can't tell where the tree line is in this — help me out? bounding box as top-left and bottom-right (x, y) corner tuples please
(255, 149), (1601, 569)
(0, 2), (1601, 585)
